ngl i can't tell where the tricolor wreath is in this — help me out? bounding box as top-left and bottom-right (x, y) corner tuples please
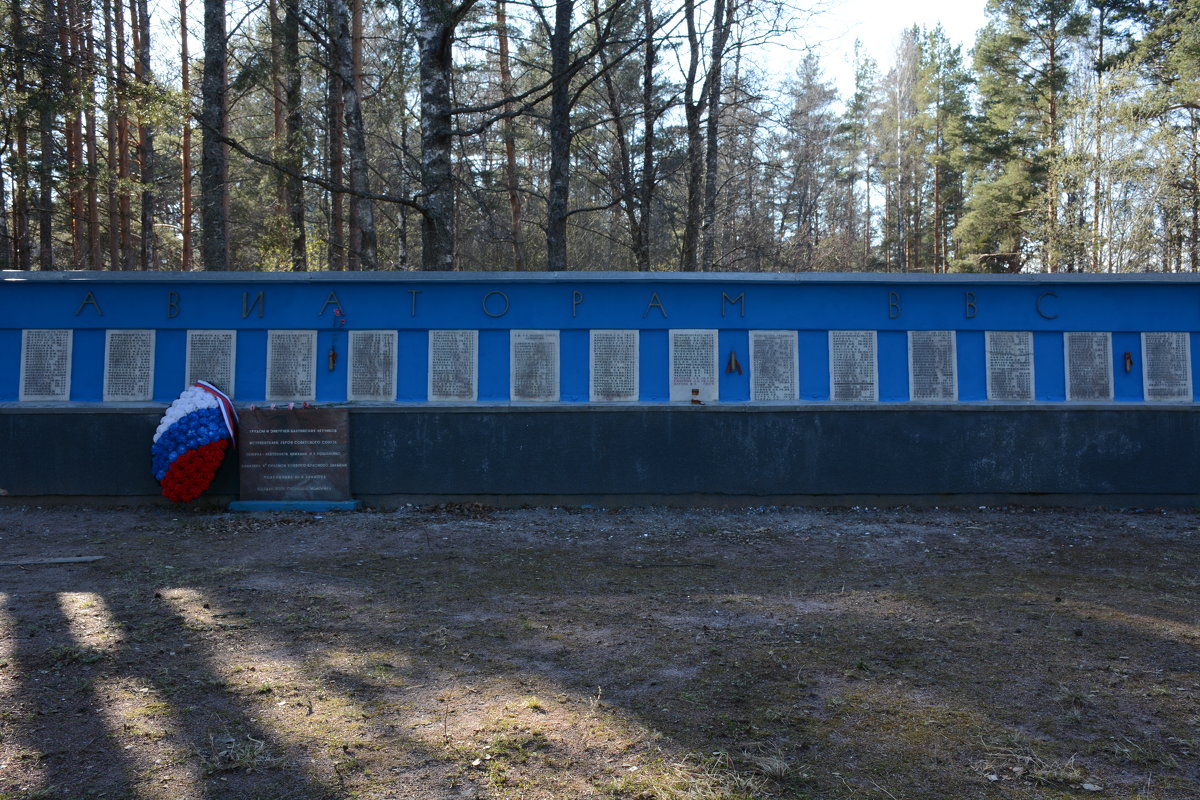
(151, 381), (239, 502)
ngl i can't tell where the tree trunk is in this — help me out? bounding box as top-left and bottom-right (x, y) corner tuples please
(114, 0), (132, 267)
(200, 0), (231, 270)
(102, 0), (118, 268)
(327, 2), (346, 271)
(1092, 8), (1104, 273)
(348, 0), (364, 266)
(84, 2), (101, 269)
(1045, 18), (1059, 273)
(1191, 111), (1199, 273)
(0, 137), (10, 270)
(699, 0), (730, 272)
(10, 0), (31, 271)
(497, 0), (525, 270)
(679, 0), (702, 271)
(64, 0), (84, 267)
(270, 0), (285, 215)
(283, 0), (306, 269)
(636, 0), (655, 271)
(134, 0), (155, 269)
(332, 0), (375, 269)
(545, 0), (575, 270)
(417, 0), (457, 270)
(38, 0), (57, 270)
(180, 0), (192, 270)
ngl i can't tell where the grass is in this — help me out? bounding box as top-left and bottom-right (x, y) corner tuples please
(199, 731), (284, 774)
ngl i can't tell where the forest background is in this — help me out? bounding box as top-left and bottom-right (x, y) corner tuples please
(0, 0), (1196, 274)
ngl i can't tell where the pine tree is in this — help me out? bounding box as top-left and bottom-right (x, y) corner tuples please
(957, 0), (1088, 272)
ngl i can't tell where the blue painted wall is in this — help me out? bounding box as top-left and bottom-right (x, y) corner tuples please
(2, 271), (1198, 404)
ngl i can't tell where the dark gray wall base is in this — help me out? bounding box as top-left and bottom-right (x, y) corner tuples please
(2, 405), (1197, 507)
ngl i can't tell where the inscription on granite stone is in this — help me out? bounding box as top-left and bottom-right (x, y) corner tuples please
(347, 330), (397, 401)
(511, 330), (560, 401)
(986, 331), (1034, 401)
(1065, 331), (1113, 401)
(1142, 331), (1192, 402)
(908, 330), (957, 402)
(749, 330), (797, 402)
(266, 330), (317, 402)
(104, 329), (155, 401)
(829, 330), (878, 402)
(670, 329), (718, 402)
(428, 330), (478, 401)
(590, 330), (638, 402)
(239, 408), (350, 500)
(19, 329), (72, 401)
(186, 330), (236, 396)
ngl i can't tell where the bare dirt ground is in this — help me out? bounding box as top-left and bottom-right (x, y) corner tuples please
(0, 504), (1197, 800)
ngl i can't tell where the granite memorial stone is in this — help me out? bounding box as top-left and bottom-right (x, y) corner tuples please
(186, 330), (236, 396)
(669, 329), (718, 402)
(428, 330), (478, 402)
(511, 330), (560, 401)
(103, 329), (155, 402)
(749, 330), (798, 401)
(986, 331), (1034, 401)
(19, 329), (72, 401)
(829, 330), (878, 402)
(590, 330), (639, 402)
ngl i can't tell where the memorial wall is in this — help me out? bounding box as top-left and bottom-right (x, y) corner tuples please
(2, 271), (1197, 405)
(2, 271), (1199, 504)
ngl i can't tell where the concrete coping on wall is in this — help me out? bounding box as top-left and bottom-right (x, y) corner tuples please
(3, 402), (1198, 413)
(6, 270), (1200, 286)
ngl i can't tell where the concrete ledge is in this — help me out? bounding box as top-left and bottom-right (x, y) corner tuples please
(228, 500), (361, 512)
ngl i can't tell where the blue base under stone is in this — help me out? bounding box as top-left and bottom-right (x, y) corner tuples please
(228, 500), (361, 512)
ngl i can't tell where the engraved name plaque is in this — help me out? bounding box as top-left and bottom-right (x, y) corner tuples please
(347, 330), (397, 402)
(829, 330), (878, 402)
(670, 329), (718, 402)
(428, 330), (478, 402)
(908, 330), (957, 402)
(986, 331), (1034, 401)
(749, 330), (798, 402)
(590, 330), (639, 402)
(103, 329), (155, 402)
(266, 330), (317, 402)
(1064, 331), (1113, 402)
(186, 330), (236, 396)
(511, 330), (560, 401)
(19, 329), (72, 401)
(239, 408), (350, 501)
(1142, 331), (1192, 402)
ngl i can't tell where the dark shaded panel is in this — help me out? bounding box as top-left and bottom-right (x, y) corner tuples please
(2, 407), (1197, 503)
(0, 411), (239, 496)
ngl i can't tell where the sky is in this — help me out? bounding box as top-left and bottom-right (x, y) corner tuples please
(766, 0), (991, 99)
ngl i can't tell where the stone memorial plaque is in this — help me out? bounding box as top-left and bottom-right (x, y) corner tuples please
(1142, 331), (1192, 402)
(590, 330), (639, 402)
(103, 329), (155, 401)
(749, 330), (798, 402)
(428, 330), (478, 401)
(669, 329), (718, 402)
(19, 329), (72, 401)
(266, 330), (317, 402)
(1064, 331), (1113, 401)
(829, 330), (878, 402)
(986, 331), (1034, 401)
(908, 330), (957, 402)
(347, 330), (397, 401)
(239, 408), (350, 500)
(511, 330), (560, 402)
(186, 330), (236, 396)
